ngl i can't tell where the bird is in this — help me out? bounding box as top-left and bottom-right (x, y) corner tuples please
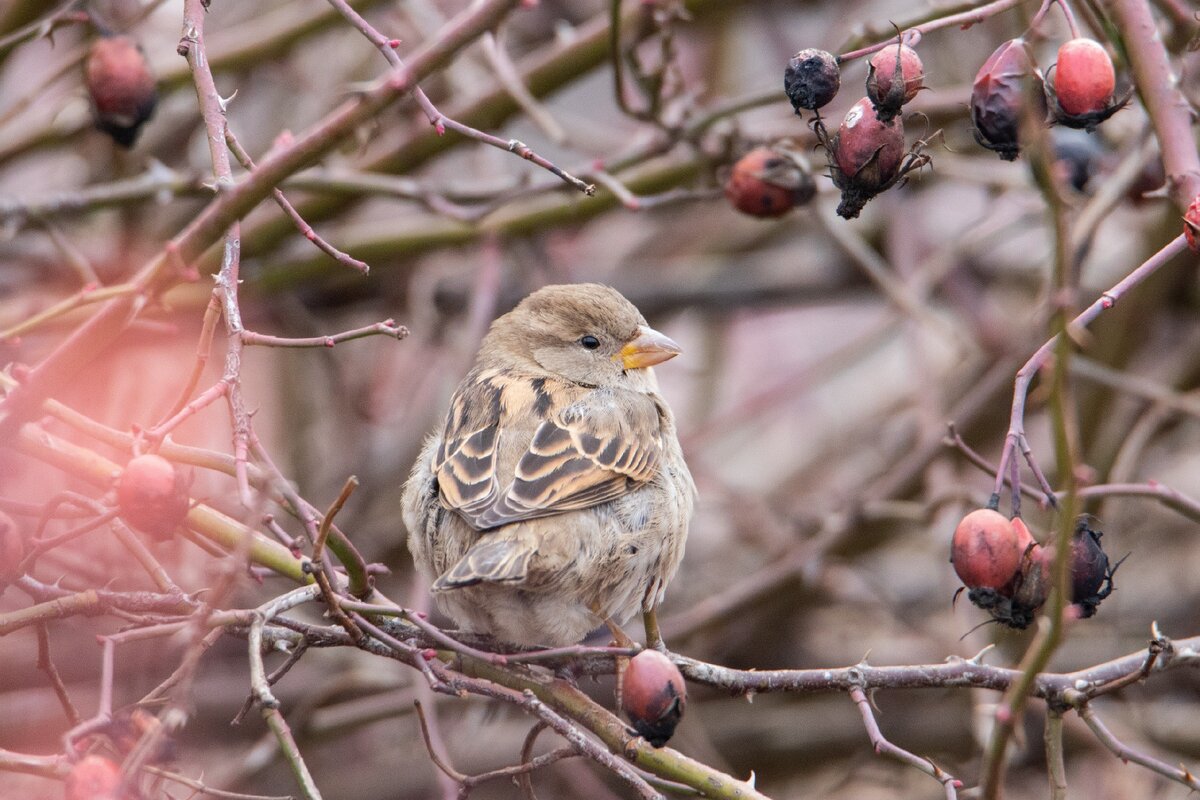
(402, 283), (695, 647)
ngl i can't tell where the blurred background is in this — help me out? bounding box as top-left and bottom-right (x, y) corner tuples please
(1, 0), (1198, 798)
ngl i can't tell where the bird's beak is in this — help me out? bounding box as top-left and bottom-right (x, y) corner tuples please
(616, 325), (682, 370)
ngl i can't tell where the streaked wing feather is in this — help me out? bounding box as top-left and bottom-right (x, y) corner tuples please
(433, 379), (503, 520)
(475, 393), (662, 528)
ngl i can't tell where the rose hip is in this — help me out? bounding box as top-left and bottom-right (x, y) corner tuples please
(784, 49), (841, 112)
(866, 43), (924, 123)
(85, 35), (158, 147)
(117, 454), (190, 540)
(951, 508), (1021, 592)
(725, 147), (816, 218)
(622, 649), (686, 748)
(1054, 38), (1115, 116)
(971, 38), (1044, 161)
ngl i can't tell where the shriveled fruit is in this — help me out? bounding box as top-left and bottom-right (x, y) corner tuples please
(1052, 128), (1106, 193)
(951, 508), (1021, 592)
(1054, 38), (1115, 116)
(117, 454), (189, 540)
(866, 43), (923, 123)
(725, 147), (816, 218)
(784, 49), (840, 112)
(621, 650), (686, 747)
(85, 35), (158, 147)
(971, 38), (1044, 161)
(1012, 543), (1053, 617)
(1069, 518), (1119, 618)
(965, 541), (1049, 630)
(825, 96), (916, 219)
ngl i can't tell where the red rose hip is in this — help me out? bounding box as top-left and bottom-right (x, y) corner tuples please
(621, 649), (686, 747)
(117, 454), (189, 540)
(724, 147), (815, 218)
(866, 43), (924, 122)
(1054, 38), (1115, 116)
(85, 35), (158, 147)
(951, 508), (1021, 592)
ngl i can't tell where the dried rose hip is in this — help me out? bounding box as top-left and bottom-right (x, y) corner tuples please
(1052, 128), (1106, 193)
(85, 35), (158, 147)
(1185, 195), (1200, 252)
(1010, 543), (1053, 623)
(725, 146), (816, 218)
(65, 755), (124, 800)
(1069, 518), (1120, 618)
(971, 38), (1045, 161)
(866, 43), (924, 123)
(951, 508), (1021, 592)
(784, 49), (841, 112)
(621, 650), (686, 747)
(117, 454), (189, 540)
(1048, 38), (1129, 131)
(821, 96), (928, 219)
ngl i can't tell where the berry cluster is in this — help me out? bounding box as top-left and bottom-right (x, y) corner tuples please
(786, 37), (930, 220)
(725, 26), (1140, 221)
(950, 509), (1120, 629)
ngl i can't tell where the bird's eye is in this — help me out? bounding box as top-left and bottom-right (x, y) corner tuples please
(580, 335), (600, 350)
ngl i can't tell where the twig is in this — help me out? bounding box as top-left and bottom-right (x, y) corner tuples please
(994, 234), (1191, 509)
(240, 320), (408, 348)
(35, 623), (80, 726)
(307, 476), (363, 642)
(1044, 710), (1068, 800)
(837, 0), (1027, 61)
(848, 686), (961, 799)
(225, 128), (370, 274)
(159, 293), (222, 424)
(0, 283), (141, 343)
(247, 585), (325, 800)
(327, 0), (592, 195)
(1074, 701), (1200, 791)
(1109, 0), (1200, 210)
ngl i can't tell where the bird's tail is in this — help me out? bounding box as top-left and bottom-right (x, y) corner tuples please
(433, 539), (533, 590)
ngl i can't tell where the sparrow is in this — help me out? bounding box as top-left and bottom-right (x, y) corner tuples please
(402, 283), (695, 647)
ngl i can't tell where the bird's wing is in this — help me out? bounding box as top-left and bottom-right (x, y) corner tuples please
(436, 378), (664, 531)
(432, 375), (504, 522)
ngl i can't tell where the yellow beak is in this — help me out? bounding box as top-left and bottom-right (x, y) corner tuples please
(616, 325), (682, 370)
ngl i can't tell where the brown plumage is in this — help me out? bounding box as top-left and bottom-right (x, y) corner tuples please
(402, 284), (695, 646)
